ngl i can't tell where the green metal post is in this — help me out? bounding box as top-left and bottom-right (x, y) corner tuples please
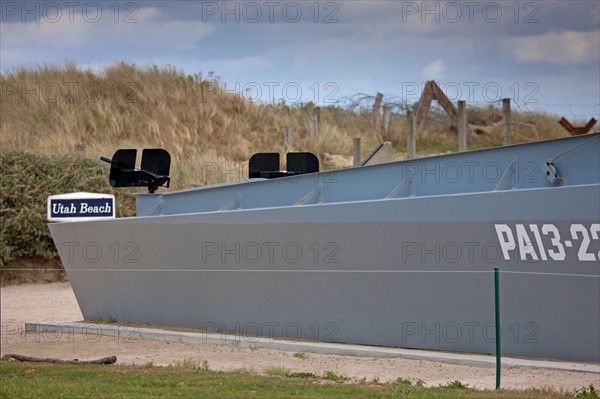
(494, 267), (501, 389)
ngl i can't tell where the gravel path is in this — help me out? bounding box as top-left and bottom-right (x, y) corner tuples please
(2, 282), (598, 391)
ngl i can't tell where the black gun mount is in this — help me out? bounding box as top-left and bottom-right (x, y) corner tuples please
(249, 152), (319, 179)
(101, 149), (171, 193)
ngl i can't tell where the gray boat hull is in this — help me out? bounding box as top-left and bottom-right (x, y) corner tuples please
(49, 183), (600, 362)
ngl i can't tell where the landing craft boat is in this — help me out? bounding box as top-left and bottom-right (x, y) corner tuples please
(48, 134), (600, 362)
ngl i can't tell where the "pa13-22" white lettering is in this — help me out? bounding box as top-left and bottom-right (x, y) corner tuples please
(495, 223), (600, 262)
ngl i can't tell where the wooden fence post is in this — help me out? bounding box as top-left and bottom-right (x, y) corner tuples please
(502, 98), (511, 146)
(407, 111), (416, 159)
(284, 126), (293, 152)
(457, 100), (467, 152)
(310, 107), (320, 142)
(372, 92), (383, 130)
(382, 104), (391, 133)
(353, 138), (361, 166)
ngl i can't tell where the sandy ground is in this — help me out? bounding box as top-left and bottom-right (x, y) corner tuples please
(1, 282), (599, 392)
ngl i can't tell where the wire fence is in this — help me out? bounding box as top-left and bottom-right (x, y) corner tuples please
(1, 267), (599, 278)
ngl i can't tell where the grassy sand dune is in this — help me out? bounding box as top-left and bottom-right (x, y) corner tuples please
(1, 62), (574, 190)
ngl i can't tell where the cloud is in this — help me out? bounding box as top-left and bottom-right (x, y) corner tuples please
(338, 1), (441, 35)
(422, 59), (446, 79)
(0, 6), (214, 65)
(504, 30), (600, 65)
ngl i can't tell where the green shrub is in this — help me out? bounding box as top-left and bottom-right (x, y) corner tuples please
(576, 385), (598, 398)
(287, 371), (317, 379)
(322, 371), (348, 383)
(0, 149), (136, 266)
(444, 380), (469, 389)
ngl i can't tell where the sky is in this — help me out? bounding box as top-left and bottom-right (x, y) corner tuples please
(1, 0), (599, 119)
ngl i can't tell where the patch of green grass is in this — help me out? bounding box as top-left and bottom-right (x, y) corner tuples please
(263, 366), (317, 379)
(200, 360), (210, 372)
(293, 352), (308, 359)
(393, 377), (425, 387)
(263, 366), (290, 377)
(391, 377), (427, 395)
(0, 360), (580, 399)
(576, 385), (599, 398)
(445, 380), (471, 389)
(323, 370), (348, 383)
(287, 371), (318, 379)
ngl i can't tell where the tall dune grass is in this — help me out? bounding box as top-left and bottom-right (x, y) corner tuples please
(1, 62), (574, 189)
